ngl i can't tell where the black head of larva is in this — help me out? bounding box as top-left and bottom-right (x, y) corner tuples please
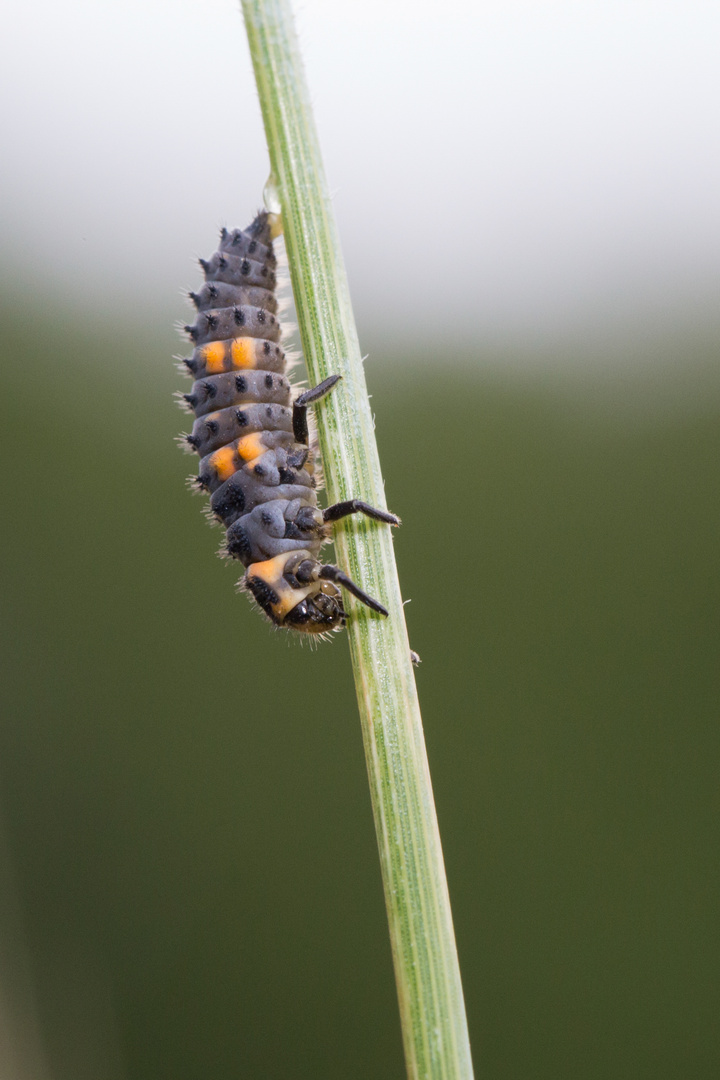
(284, 592), (347, 633)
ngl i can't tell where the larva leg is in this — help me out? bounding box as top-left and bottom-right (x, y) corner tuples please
(292, 374), (342, 443)
(317, 564), (389, 617)
(323, 500), (400, 527)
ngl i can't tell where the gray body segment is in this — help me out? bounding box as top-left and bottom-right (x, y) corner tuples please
(190, 402), (293, 457)
(201, 251), (276, 291)
(219, 225), (275, 264)
(226, 499), (324, 567)
(212, 478), (316, 528)
(187, 370), (291, 417)
(187, 304), (281, 348)
(192, 282), (277, 314)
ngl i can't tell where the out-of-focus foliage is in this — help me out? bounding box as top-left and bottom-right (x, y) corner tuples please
(1, 299), (719, 1079)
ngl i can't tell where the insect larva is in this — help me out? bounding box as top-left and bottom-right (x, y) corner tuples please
(178, 210), (399, 635)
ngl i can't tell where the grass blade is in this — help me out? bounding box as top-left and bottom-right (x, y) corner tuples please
(241, 3), (475, 1075)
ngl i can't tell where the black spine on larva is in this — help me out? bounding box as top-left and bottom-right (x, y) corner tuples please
(179, 212), (332, 623)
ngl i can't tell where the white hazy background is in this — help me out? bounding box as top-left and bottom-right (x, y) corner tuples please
(1, 0), (719, 363)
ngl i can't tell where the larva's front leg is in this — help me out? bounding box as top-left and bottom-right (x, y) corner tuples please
(324, 500), (400, 527)
(292, 374), (342, 444)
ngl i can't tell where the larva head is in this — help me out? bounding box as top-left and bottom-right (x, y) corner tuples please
(283, 588), (346, 634)
(244, 552), (346, 635)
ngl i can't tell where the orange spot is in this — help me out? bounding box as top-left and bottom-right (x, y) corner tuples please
(236, 432), (265, 462)
(231, 337), (257, 369)
(210, 445), (236, 482)
(247, 553), (287, 586)
(202, 341), (226, 374)
(247, 552), (315, 619)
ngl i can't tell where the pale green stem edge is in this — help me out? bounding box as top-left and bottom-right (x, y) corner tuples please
(241, 3), (474, 1077)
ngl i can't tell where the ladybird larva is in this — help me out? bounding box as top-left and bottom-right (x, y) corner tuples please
(178, 210), (399, 635)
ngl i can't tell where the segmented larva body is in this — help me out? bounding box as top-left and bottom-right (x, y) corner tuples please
(179, 210), (399, 635)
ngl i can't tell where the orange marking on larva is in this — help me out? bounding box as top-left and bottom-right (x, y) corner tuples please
(236, 432), (265, 462)
(202, 341), (226, 373)
(210, 445), (236, 482)
(246, 553), (287, 585)
(272, 581), (314, 619)
(231, 337), (256, 369)
(247, 553), (315, 619)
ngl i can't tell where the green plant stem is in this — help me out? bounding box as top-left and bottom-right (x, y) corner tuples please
(241, 3), (474, 1076)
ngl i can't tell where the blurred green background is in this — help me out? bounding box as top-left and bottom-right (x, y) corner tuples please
(2, 290), (719, 1079)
